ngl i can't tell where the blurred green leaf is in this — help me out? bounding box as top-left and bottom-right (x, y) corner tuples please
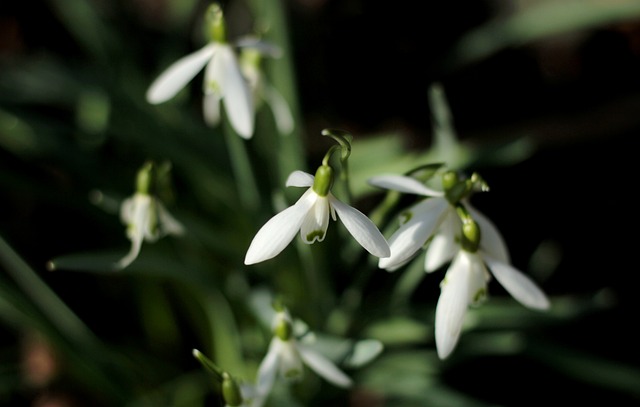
(447, 0), (640, 68)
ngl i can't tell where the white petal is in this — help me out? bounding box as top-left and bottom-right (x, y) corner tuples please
(146, 44), (216, 104)
(277, 340), (304, 382)
(256, 339), (281, 397)
(484, 255), (550, 310)
(157, 201), (185, 236)
(264, 83), (294, 135)
(203, 93), (222, 127)
(234, 36), (283, 58)
(286, 171), (314, 188)
(467, 203), (510, 264)
(119, 196), (135, 224)
(435, 252), (471, 359)
(297, 343), (352, 388)
(217, 46), (254, 139)
(368, 174), (444, 197)
(379, 198), (449, 269)
(329, 195), (390, 258)
(424, 210), (460, 272)
(300, 196), (331, 244)
(244, 189), (317, 265)
(116, 233), (144, 270)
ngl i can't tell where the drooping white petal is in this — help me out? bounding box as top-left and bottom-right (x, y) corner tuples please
(120, 196), (135, 224)
(484, 255), (550, 310)
(256, 338), (281, 397)
(379, 198), (449, 269)
(146, 44), (217, 104)
(368, 174), (444, 197)
(156, 201), (185, 236)
(217, 45), (255, 139)
(263, 83), (294, 135)
(234, 36), (283, 58)
(467, 203), (510, 264)
(244, 189), (318, 265)
(435, 251), (471, 359)
(329, 195), (390, 258)
(300, 195), (330, 244)
(286, 171), (314, 188)
(298, 343), (353, 388)
(202, 92), (222, 127)
(466, 251), (489, 306)
(277, 339), (304, 382)
(116, 232), (144, 270)
(424, 209), (459, 272)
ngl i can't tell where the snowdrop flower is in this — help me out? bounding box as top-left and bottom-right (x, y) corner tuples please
(146, 4), (255, 138)
(245, 165), (390, 265)
(434, 215), (550, 359)
(256, 308), (352, 400)
(368, 173), (452, 271)
(235, 41), (294, 135)
(117, 163), (184, 269)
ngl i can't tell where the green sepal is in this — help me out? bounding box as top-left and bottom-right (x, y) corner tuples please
(312, 165), (333, 197)
(192, 349), (224, 382)
(222, 372), (243, 407)
(205, 3), (226, 43)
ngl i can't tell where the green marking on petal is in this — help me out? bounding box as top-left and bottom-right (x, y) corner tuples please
(305, 230), (325, 243)
(285, 368), (302, 379)
(472, 287), (487, 305)
(399, 211), (412, 225)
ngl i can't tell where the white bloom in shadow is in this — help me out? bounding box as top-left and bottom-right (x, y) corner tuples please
(117, 192), (184, 269)
(256, 309), (352, 401)
(237, 41), (294, 136)
(245, 170), (390, 265)
(147, 41), (254, 138)
(435, 248), (550, 359)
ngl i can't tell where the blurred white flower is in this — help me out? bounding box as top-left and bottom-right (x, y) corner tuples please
(435, 248), (550, 359)
(117, 192), (184, 269)
(245, 169), (390, 265)
(256, 309), (352, 400)
(238, 44), (294, 135)
(146, 4), (256, 138)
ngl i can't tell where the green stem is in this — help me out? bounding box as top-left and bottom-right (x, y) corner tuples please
(222, 122), (260, 211)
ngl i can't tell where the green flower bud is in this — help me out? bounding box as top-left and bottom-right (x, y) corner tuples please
(274, 316), (293, 341)
(312, 165), (333, 197)
(222, 372), (243, 407)
(240, 47), (262, 70)
(205, 3), (226, 43)
(136, 162), (154, 195)
(461, 219), (481, 253)
(443, 171), (467, 204)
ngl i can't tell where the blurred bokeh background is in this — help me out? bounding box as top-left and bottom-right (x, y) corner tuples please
(1, 0), (640, 406)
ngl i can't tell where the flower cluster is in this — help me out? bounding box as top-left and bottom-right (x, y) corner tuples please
(146, 3), (291, 139)
(127, 2), (552, 405)
(369, 169), (550, 359)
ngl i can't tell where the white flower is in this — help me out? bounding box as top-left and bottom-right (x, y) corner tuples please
(256, 310), (352, 400)
(368, 174), (508, 272)
(435, 248), (550, 359)
(244, 170), (390, 265)
(368, 174), (451, 270)
(238, 40), (294, 135)
(117, 192), (184, 269)
(146, 40), (254, 138)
